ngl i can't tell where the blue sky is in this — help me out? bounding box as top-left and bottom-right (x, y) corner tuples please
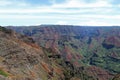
(0, 0), (120, 26)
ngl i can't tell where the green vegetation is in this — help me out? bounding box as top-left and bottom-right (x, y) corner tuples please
(112, 74), (120, 80)
(0, 26), (12, 34)
(10, 25), (120, 79)
(0, 69), (9, 77)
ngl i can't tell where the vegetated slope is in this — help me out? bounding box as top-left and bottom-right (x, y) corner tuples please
(112, 74), (120, 80)
(8, 25), (120, 80)
(1, 26), (110, 80)
(0, 26), (66, 80)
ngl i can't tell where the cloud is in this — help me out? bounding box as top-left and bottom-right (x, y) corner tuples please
(0, 0), (29, 7)
(0, 0), (119, 26)
(52, 0), (112, 8)
(56, 21), (68, 25)
(0, 0), (113, 13)
(0, 7), (112, 14)
(79, 20), (112, 26)
(0, 0), (12, 6)
(0, 13), (119, 19)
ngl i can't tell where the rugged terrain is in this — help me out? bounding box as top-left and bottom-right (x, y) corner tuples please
(1, 25), (116, 80)
(0, 26), (66, 80)
(8, 25), (120, 80)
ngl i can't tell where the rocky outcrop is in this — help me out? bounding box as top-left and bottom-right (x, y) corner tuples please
(0, 26), (65, 80)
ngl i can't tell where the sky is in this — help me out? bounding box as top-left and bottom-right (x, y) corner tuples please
(0, 0), (120, 26)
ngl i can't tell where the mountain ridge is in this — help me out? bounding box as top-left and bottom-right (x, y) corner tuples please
(8, 25), (120, 80)
(1, 25), (115, 80)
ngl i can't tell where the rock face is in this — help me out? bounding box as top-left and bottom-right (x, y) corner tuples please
(7, 25), (120, 80)
(0, 26), (65, 80)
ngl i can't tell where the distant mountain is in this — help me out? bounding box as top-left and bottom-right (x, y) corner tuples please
(1, 25), (115, 80)
(8, 25), (120, 80)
